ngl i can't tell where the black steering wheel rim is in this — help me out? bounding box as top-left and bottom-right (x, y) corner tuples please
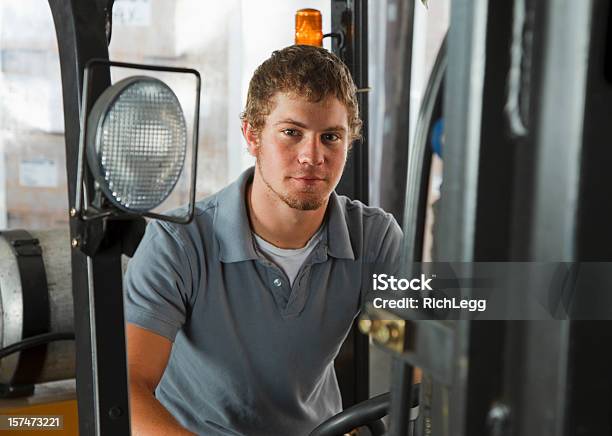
(309, 392), (390, 436)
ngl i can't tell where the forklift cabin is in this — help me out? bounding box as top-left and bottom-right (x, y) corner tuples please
(3, 0), (612, 435)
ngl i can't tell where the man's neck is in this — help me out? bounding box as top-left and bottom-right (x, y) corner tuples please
(246, 176), (328, 250)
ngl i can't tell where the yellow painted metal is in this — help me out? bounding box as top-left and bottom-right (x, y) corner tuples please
(0, 398), (79, 435)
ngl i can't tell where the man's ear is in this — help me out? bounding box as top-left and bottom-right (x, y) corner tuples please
(242, 120), (259, 157)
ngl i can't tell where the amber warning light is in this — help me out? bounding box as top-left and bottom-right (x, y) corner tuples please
(295, 9), (323, 47)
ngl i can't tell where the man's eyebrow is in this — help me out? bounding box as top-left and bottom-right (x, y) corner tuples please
(274, 119), (308, 128)
(275, 119), (347, 132)
(323, 125), (347, 133)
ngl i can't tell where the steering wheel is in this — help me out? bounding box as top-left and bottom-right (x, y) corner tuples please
(309, 392), (390, 436)
(309, 383), (421, 436)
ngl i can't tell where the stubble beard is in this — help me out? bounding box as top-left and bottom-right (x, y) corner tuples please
(256, 157), (327, 211)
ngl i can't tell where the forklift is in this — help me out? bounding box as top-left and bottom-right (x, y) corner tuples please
(2, 0), (612, 435)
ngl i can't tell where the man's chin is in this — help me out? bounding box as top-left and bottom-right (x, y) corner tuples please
(282, 194), (327, 211)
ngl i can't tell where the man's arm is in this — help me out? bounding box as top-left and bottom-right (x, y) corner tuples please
(126, 323), (196, 436)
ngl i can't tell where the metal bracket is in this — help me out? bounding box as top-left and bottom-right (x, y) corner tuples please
(362, 305), (455, 386)
(323, 31), (345, 49)
(0, 229), (50, 392)
(9, 238), (43, 257)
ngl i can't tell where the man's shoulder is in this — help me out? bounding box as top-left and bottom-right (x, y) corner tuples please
(333, 195), (403, 264)
(334, 194), (399, 229)
(149, 188), (222, 245)
(333, 194), (403, 257)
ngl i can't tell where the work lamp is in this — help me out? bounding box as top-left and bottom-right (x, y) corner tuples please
(86, 76), (187, 212)
(74, 59), (200, 225)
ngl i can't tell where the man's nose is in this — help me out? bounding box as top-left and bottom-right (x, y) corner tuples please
(297, 135), (324, 166)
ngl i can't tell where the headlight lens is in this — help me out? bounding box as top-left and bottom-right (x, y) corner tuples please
(87, 76), (187, 212)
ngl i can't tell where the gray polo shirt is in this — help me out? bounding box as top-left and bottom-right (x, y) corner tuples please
(124, 167), (402, 436)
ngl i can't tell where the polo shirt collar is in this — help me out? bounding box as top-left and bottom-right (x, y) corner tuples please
(325, 191), (356, 260)
(214, 167), (355, 263)
(214, 167), (259, 263)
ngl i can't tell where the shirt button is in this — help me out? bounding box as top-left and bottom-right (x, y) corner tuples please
(273, 278), (282, 287)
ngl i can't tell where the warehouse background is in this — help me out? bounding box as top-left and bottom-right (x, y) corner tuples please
(0, 0), (450, 230)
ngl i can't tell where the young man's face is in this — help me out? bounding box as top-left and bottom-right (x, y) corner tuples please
(246, 92), (351, 211)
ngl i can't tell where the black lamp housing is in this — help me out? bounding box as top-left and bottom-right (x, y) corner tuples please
(75, 59), (201, 225)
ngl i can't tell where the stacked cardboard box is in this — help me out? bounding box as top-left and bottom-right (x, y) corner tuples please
(0, 1), (67, 229)
(0, 0), (235, 230)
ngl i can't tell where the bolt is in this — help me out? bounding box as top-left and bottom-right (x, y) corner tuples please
(69, 208), (77, 217)
(487, 402), (510, 436)
(108, 406), (123, 419)
(71, 238), (79, 248)
(374, 324), (391, 344)
(387, 322), (402, 340)
(358, 318), (372, 335)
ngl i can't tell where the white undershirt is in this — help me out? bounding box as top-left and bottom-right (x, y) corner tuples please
(253, 227), (324, 287)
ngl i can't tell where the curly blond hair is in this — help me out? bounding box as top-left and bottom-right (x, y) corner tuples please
(241, 45), (362, 142)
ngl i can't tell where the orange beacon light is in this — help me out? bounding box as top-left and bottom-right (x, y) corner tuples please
(295, 9), (323, 47)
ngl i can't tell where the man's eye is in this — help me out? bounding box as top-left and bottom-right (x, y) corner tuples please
(322, 133), (340, 142)
(282, 129), (300, 137)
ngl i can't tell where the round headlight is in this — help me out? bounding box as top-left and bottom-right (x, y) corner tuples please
(86, 76), (187, 212)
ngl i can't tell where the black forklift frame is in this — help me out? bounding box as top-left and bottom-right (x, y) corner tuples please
(47, 0), (372, 434)
(48, 1), (132, 434)
(331, 0), (371, 410)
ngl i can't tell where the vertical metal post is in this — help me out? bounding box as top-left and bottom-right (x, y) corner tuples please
(438, 0), (488, 264)
(516, 1), (592, 435)
(529, 0), (592, 261)
(378, 0), (415, 224)
(376, 1), (419, 433)
(47, 1), (131, 435)
(388, 360), (414, 436)
(331, 0), (370, 408)
(436, 1), (489, 436)
(333, 0), (369, 204)
(568, 0), (612, 426)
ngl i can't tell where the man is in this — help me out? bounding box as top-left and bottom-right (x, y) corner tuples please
(124, 45), (402, 436)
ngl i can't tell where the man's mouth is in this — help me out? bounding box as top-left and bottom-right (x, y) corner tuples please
(293, 177), (325, 181)
(290, 174), (327, 181)
(290, 176), (327, 186)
